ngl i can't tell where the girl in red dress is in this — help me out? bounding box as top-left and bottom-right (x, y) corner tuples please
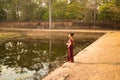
(66, 33), (74, 62)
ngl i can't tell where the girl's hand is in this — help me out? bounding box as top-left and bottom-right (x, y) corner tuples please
(66, 43), (68, 45)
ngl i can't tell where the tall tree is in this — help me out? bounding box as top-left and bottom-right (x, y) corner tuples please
(66, 0), (84, 20)
(0, 0), (7, 21)
(52, 0), (67, 20)
(98, 0), (120, 21)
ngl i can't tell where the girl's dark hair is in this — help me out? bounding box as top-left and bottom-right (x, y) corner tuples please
(70, 33), (74, 36)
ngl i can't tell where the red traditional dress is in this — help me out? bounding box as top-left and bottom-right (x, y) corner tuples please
(67, 38), (74, 62)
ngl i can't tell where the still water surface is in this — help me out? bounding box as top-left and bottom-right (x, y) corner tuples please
(0, 33), (103, 80)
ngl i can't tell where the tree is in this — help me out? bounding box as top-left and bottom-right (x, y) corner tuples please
(0, 0), (120, 22)
(98, 0), (120, 21)
(0, 0), (7, 21)
(52, 0), (67, 20)
(65, 0), (84, 20)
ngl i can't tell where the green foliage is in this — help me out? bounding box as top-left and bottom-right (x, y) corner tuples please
(42, 9), (49, 20)
(52, 0), (67, 20)
(98, 2), (120, 21)
(0, 0), (120, 21)
(66, 0), (84, 20)
(0, 0), (7, 21)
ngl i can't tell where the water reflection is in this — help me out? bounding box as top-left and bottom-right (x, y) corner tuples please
(0, 38), (67, 80)
(0, 36), (96, 80)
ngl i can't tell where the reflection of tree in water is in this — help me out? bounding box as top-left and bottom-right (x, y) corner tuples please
(0, 38), (95, 70)
(0, 40), (50, 69)
(0, 39), (66, 77)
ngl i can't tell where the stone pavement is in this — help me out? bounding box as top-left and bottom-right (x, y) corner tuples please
(43, 31), (120, 80)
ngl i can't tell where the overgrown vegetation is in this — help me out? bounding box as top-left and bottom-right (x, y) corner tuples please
(0, 0), (120, 22)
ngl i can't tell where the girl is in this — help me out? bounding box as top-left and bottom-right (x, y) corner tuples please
(66, 33), (74, 62)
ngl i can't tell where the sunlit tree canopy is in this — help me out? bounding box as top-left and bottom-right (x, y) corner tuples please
(0, 0), (120, 21)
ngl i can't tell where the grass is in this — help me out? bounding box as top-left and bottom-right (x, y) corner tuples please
(0, 32), (20, 39)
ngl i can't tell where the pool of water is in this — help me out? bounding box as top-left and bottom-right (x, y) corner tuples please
(0, 32), (103, 80)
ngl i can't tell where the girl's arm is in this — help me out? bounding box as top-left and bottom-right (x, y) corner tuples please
(66, 40), (72, 48)
(66, 42), (71, 46)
